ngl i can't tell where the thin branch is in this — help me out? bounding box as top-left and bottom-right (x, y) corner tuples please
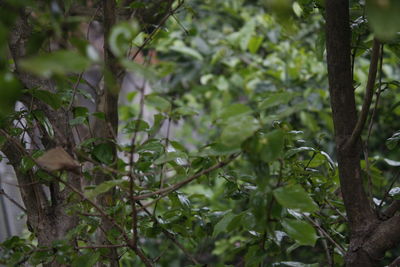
(305, 216), (346, 255)
(133, 154), (239, 201)
(345, 39), (381, 150)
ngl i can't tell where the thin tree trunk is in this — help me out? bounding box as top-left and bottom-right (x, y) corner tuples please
(325, 0), (378, 266)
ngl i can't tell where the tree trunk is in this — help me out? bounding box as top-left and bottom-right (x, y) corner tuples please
(325, 0), (378, 266)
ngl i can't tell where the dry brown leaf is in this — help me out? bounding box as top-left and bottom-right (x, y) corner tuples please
(36, 147), (80, 173)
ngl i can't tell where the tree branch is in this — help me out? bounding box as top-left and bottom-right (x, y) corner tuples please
(363, 215), (400, 260)
(345, 39), (381, 150)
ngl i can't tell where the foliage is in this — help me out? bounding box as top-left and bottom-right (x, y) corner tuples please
(1, 0), (400, 266)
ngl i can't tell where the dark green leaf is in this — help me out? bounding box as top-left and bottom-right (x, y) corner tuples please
(92, 143), (114, 164)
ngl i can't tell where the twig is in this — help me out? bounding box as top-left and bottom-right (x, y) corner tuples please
(345, 39), (381, 150)
(305, 215), (346, 255)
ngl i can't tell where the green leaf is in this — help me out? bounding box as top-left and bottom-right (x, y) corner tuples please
(170, 44), (204, 60)
(218, 103), (252, 121)
(69, 116), (87, 126)
(71, 252), (100, 267)
(172, 106), (198, 118)
(154, 151), (188, 165)
(123, 119), (150, 133)
(86, 180), (126, 199)
(121, 59), (158, 81)
(109, 21), (139, 57)
(248, 35), (264, 54)
(259, 129), (285, 162)
(221, 115), (259, 147)
(196, 143), (241, 157)
(32, 110), (54, 137)
(0, 72), (22, 116)
(279, 261), (318, 267)
(29, 89), (62, 110)
(148, 113), (166, 136)
(273, 185), (318, 212)
(386, 131), (400, 150)
(213, 211), (236, 237)
(282, 219), (318, 246)
(92, 143), (114, 164)
(259, 92), (298, 110)
(146, 94), (171, 112)
(20, 50), (91, 77)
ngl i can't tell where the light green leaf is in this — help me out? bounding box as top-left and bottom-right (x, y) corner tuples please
(20, 50), (90, 77)
(248, 35), (264, 54)
(282, 219), (318, 246)
(273, 185), (318, 212)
